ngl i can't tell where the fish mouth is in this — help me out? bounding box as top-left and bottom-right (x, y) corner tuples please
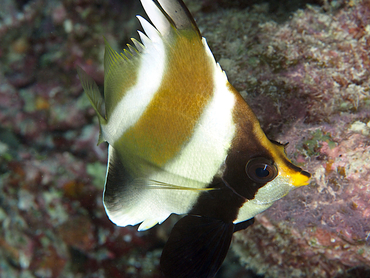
(301, 169), (311, 178)
(293, 170), (311, 187)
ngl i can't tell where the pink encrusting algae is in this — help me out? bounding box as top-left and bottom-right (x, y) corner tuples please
(217, 1), (370, 277)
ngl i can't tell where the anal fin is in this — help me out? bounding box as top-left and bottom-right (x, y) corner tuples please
(160, 215), (234, 278)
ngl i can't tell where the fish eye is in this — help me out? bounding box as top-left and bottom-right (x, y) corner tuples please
(245, 157), (278, 183)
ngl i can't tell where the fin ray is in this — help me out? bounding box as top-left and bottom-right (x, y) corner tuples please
(137, 30), (152, 46)
(142, 0), (201, 37)
(103, 38), (128, 82)
(140, 0), (171, 35)
(137, 15), (162, 42)
(131, 38), (144, 52)
(157, 0), (200, 35)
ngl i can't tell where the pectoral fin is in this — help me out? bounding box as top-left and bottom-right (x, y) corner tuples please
(160, 215), (234, 278)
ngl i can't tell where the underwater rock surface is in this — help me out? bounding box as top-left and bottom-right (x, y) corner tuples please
(221, 1), (370, 277)
(0, 0), (369, 277)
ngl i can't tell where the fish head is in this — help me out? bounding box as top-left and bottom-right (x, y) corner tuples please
(224, 116), (311, 223)
(220, 85), (311, 201)
(245, 140), (311, 206)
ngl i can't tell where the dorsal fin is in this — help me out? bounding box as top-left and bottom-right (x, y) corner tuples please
(140, 0), (201, 37)
(103, 38), (128, 85)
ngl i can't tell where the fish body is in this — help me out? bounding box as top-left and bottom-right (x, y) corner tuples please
(77, 0), (311, 277)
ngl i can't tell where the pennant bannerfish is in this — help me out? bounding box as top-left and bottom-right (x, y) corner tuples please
(77, 0), (311, 277)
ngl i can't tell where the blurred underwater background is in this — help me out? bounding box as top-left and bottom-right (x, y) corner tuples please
(1, 0), (370, 277)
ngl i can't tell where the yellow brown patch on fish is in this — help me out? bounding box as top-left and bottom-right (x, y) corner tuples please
(121, 34), (214, 166)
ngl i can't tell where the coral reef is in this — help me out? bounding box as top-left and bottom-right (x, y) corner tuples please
(0, 0), (369, 277)
(208, 0), (370, 277)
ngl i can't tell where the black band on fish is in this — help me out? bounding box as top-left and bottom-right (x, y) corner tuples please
(160, 215), (234, 278)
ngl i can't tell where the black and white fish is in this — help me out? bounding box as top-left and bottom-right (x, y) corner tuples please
(77, 0), (311, 277)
